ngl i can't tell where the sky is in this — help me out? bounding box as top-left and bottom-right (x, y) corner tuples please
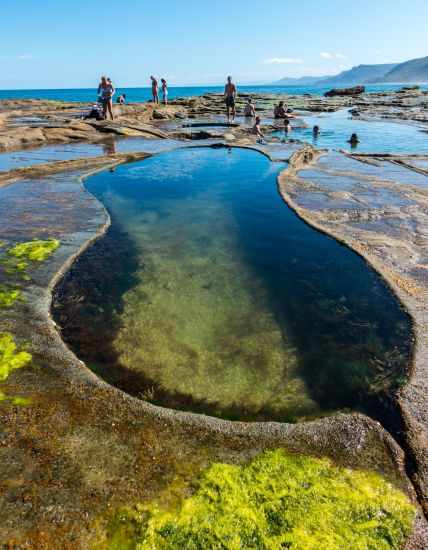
(1, 0), (427, 89)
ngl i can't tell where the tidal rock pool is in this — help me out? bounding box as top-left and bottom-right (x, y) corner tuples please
(53, 147), (411, 422)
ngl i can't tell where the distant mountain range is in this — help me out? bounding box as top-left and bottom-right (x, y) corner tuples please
(274, 56), (428, 87)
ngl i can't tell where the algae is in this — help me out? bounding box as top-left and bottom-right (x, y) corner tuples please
(0, 237), (60, 284)
(0, 284), (22, 309)
(99, 449), (415, 549)
(0, 332), (32, 404)
(3, 238), (60, 276)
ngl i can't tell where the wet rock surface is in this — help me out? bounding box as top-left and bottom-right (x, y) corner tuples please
(0, 92), (427, 547)
(279, 149), (428, 520)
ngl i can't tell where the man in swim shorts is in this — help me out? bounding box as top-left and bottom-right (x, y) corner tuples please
(224, 76), (237, 122)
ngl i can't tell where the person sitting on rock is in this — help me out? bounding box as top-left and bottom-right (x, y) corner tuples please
(161, 79), (168, 105)
(274, 101), (288, 119)
(116, 94), (126, 104)
(85, 103), (104, 121)
(244, 98), (256, 118)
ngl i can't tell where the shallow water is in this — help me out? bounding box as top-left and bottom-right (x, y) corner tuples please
(0, 138), (186, 173)
(276, 109), (428, 154)
(54, 147), (411, 422)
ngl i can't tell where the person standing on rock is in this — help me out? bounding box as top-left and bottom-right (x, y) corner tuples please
(161, 79), (168, 105)
(97, 76), (115, 120)
(252, 116), (265, 143)
(151, 76), (159, 104)
(224, 76), (237, 122)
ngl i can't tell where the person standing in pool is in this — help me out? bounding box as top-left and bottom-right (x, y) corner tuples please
(161, 78), (168, 104)
(224, 76), (237, 122)
(151, 76), (159, 104)
(97, 76), (115, 120)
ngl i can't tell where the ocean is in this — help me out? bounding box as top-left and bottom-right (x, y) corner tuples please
(0, 84), (426, 103)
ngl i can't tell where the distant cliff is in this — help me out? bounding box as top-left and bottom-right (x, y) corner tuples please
(373, 56), (428, 83)
(275, 56), (428, 86)
(318, 64), (397, 86)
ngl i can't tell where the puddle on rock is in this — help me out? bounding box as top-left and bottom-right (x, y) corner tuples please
(53, 147), (411, 422)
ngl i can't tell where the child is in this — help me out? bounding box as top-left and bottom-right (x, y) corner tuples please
(252, 116), (265, 143)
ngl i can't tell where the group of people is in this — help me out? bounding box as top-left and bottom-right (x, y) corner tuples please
(150, 76), (168, 104)
(96, 73), (360, 147)
(94, 75), (168, 121)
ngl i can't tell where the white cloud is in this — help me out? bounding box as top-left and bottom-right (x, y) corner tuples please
(263, 57), (304, 65)
(18, 54), (33, 60)
(321, 52), (347, 60)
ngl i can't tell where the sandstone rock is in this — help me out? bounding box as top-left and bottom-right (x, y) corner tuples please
(0, 127), (46, 151)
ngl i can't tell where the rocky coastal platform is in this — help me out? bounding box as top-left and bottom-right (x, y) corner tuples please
(0, 88), (427, 548)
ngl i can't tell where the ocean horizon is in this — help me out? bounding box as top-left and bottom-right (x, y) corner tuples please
(1, 83), (427, 103)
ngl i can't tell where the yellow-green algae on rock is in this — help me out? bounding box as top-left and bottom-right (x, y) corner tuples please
(0, 332), (32, 404)
(0, 238), (60, 280)
(7, 238), (60, 262)
(98, 449), (415, 550)
(0, 284), (21, 309)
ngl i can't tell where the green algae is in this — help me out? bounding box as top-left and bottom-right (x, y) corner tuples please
(0, 238), (60, 283)
(0, 332), (32, 404)
(0, 238), (59, 404)
(7, 238), (60, 262)
(3, 238), (60, 275)
(0, 284), (22, 309)
(98, 450), (415, 549)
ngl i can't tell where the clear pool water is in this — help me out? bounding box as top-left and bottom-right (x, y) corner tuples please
(54, 147), (411, 422)
(277, 109), (428, 154)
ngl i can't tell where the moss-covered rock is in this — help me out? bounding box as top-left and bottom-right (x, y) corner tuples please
(0, 284), (21, 309)
(0, 332), (32, 404)
(99, 449), (415, 549)
(0, 238), (60, 280)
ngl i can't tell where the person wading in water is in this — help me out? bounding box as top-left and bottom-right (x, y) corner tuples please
(224, 76), (237, 122)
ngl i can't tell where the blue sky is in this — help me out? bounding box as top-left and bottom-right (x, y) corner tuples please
(1, 0), (427, 89)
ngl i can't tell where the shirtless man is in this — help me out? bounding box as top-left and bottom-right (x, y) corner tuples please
(224, 76), (237, 122)
(150, 76), (159, 104)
